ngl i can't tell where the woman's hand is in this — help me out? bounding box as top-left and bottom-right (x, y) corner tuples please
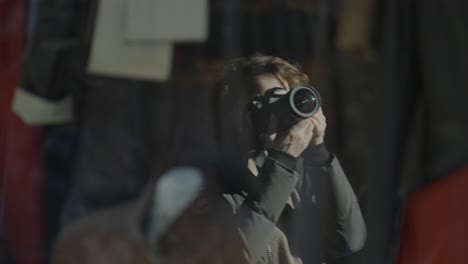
(268, 107), (327, 157)
(307, 107), (327, 146)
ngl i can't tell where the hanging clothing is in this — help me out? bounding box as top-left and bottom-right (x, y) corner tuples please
(0, 1), (45, 264)
(331, 0), (468, 263)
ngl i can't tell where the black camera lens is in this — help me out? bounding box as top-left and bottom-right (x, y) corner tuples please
(293, 89), (317, 113)
(289, 85), (321, 118)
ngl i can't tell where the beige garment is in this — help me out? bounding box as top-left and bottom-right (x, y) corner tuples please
(51, 200), (154, 264)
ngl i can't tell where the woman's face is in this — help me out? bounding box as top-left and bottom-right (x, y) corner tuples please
(256, 74), (291, 95)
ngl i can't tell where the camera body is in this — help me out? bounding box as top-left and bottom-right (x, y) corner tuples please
(250, 85), (321, 137)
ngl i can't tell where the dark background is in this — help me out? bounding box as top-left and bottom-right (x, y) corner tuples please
(1, 0), (467, 263)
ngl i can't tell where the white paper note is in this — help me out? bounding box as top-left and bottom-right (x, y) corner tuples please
(87, 0), (173, 81)
(124, 0), (208, 43)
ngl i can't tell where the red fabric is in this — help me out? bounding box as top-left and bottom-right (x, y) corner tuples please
(399, 165), (468, 264)
(0, 0), (45, 263)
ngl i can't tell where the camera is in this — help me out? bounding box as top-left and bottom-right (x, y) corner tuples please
(249, 85), (321, 140)
(250, 84), (321, 127)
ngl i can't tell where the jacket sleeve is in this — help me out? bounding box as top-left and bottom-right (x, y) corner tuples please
(219, 152), (301, 263)
(302, 145), (366, 259)
(321, 155), (366, 259)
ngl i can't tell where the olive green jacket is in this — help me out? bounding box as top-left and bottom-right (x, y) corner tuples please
(52, 147), (365, 264)
(224, 146), (366, 264)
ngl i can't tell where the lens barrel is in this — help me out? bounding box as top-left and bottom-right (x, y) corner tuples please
(250, 85), (322, 132)
(288, 85), (321, 118)
(269, 85), (321, 121)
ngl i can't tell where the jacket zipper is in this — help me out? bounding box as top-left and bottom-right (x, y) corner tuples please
(267, 244), (273, 264)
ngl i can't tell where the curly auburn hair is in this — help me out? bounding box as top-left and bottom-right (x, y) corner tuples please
(219, 55), (310, 97)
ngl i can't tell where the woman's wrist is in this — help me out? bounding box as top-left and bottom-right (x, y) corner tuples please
(302, 142), (331, 165)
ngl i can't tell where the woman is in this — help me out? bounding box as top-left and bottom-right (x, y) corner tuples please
(51, 55), (365, 264)
(214, 55), (367, 263)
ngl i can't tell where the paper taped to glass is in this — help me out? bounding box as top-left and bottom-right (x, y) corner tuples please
(124, 0), (208, 43)
(87, 0), (173, 81)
